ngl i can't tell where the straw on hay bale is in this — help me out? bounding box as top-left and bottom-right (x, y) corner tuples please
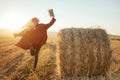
(56, 28), (111, 78)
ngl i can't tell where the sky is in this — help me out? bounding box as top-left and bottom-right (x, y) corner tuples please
(0, 0), (120, 35)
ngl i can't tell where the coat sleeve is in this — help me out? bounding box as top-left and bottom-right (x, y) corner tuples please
(45, 17), (56, 29)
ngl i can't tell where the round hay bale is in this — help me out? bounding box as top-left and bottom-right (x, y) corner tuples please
(56, 28), (111, 78)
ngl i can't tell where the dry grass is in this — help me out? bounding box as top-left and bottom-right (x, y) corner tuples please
(110, 40), (120, 74)
(12, 38), (57, 80)
(0, 32), (120, 80)
(56, 28), (112, 79)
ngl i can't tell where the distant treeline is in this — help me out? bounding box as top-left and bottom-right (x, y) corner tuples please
(109, 34), (120, 40)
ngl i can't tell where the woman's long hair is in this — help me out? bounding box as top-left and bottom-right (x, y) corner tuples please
(21, 17), (39, 31)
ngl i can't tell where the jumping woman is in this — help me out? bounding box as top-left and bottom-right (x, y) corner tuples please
(14, 16), (56, 68)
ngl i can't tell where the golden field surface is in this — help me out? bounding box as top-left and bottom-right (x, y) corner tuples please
(0, 32), (120, 80)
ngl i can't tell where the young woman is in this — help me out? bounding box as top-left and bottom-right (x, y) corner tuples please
(14, 17), (56, 68)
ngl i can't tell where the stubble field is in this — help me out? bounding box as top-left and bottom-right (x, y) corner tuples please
(0, 33), (120, 80)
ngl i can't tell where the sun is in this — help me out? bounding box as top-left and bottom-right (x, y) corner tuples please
(1, 11), (27, 32)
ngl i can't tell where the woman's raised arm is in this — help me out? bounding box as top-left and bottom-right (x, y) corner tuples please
(45, 17), (56, 29)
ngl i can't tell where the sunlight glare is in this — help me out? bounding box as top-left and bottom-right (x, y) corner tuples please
(1, 11), (27, 32)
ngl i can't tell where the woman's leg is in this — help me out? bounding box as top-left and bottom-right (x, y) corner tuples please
(30, 43), (35, 56)
(34, 49), (40, 68)
(29, 44), (40, 68)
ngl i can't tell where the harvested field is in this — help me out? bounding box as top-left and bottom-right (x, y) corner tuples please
(0, 31), (120, 80)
